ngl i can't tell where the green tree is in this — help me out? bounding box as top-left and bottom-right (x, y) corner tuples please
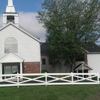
(37, 0), (100, 72)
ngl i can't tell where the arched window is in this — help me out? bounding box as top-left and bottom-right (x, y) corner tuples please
(4, 37), (18, 53)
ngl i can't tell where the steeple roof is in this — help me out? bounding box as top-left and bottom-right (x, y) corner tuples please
(6, 0), (15, 12)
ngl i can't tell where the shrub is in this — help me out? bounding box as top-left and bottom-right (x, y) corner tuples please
(41, 70), (49, 73)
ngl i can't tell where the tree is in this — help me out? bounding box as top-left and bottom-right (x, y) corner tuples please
(37, 0), (100, 72)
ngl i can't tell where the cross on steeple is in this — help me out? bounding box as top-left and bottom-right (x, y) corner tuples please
(6, 0), (15, 12)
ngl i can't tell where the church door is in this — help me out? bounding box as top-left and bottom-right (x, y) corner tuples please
(2, 64), (20, 79)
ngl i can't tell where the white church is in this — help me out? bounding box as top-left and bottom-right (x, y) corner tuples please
(0, 0), (41, 76)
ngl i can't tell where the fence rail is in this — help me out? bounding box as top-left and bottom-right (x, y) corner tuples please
(0, 72), (100, 87)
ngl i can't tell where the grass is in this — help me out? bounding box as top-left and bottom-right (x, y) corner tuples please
(0, 85), (100, 100)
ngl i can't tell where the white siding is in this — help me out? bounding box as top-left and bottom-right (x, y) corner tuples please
(87, 54), (100, 73)
(0, 25), (41, 62)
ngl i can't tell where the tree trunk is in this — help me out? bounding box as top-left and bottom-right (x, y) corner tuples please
(71, 55), (76, 72)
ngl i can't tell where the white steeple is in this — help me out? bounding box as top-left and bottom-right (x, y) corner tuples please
(8, 0), (13, 6)
(6, 0), (15, 12)
(3, 0), (19, 26)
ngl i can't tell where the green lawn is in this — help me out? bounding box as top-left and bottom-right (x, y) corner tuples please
(0, 85), (100, 100)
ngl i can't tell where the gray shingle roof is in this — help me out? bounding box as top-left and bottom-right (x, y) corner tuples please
(41, 42), (100, 54)
(41, 43), (49, 54)
(86, 43), (100, 53)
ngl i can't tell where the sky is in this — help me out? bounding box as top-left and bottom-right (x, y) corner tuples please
(0, 0), (46, 42)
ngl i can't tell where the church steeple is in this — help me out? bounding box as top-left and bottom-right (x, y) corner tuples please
(6, 0), (15, 12)
(3, 0), (19, 26)
(8, 0), (13, 6)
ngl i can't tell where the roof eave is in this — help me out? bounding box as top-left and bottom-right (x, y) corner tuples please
(74, 63), (92, 71)
(87, 52), (100, 54)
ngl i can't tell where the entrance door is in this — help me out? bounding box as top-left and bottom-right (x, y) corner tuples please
(2, 63), (20, 79)
(4, 65), (19, 74)
(2, 63), (20, 74)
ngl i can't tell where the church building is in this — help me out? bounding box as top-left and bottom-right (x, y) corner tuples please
(0, 0), (41, 78)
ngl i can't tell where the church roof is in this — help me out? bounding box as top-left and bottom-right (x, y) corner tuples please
(41, 42), (100, 54)
(85, 43), (100, 53)
(0, 22), (41, 43)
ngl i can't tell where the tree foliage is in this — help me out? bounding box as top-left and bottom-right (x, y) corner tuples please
(37, 0), (100, 72)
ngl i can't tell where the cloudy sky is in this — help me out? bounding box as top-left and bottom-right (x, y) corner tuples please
(0, 0), (46, 42)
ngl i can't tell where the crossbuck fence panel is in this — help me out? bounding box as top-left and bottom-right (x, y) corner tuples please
(0, 73), (100, 87)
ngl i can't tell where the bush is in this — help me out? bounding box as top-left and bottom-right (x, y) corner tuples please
(41, 70), (49, 73)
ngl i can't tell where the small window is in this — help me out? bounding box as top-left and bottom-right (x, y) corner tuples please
(42, 58), (46, 65)
(7, 16), (14, 23)
(4, 37), (18, 53)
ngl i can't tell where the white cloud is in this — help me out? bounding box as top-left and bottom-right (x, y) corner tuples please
(19, 12), (46, 42)
(0, 15), (2, 27)
(0, 12), (46, 42)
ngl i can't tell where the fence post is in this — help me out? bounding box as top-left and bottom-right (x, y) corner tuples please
(45, 72), (47, 86)
(17, 73), (19, 88)
(0, 73), (2, 82)
(97, 72), (100, 84)
(71, 72), (73, 85)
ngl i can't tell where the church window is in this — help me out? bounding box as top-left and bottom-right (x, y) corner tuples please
(42, 58), (46, 65)
(4, 37), (18, 53)
(7, 16), (14, 23)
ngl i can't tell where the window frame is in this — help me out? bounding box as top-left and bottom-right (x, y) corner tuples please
(4, 37), (18, 53)
(42, 58), (46, 65)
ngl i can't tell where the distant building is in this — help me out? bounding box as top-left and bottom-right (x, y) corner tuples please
(41, 43), (54, 73)
(85, 43), (100, 73)
(41, 43), (100, 73)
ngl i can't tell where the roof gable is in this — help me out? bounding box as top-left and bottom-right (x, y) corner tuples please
(0, 53), (24, 63)
(0, 22), (41, 43)
(74, 63), (92, 71)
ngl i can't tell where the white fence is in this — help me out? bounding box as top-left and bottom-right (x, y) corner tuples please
(0, 72), (100, 87)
